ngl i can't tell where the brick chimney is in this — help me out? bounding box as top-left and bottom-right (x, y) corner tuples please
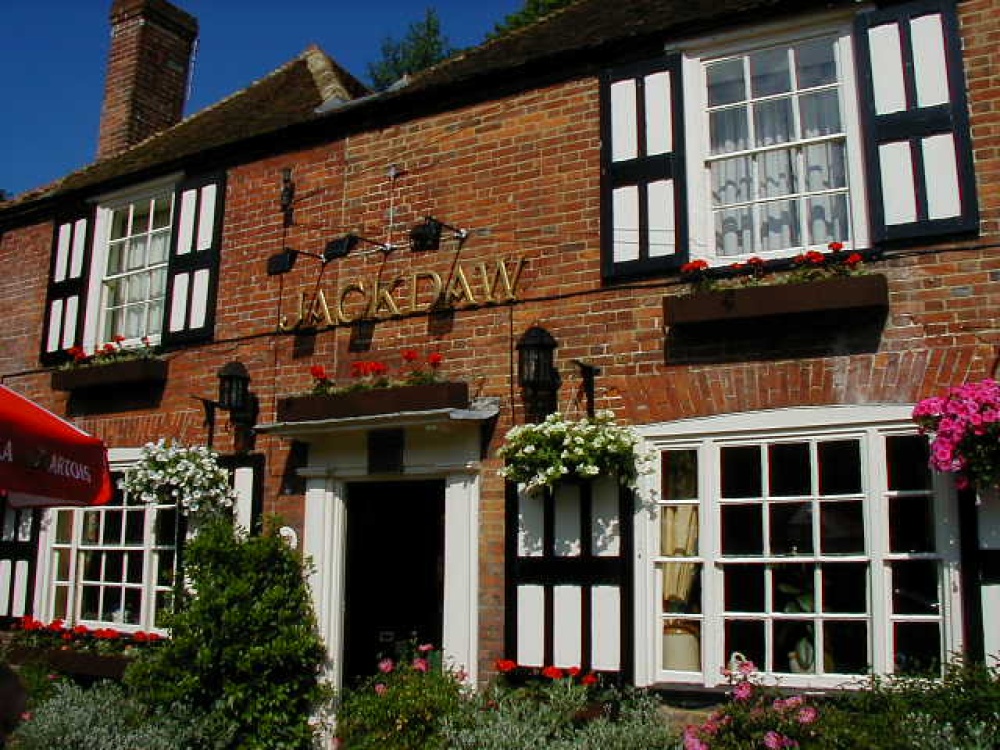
(97, 0), (198, 160)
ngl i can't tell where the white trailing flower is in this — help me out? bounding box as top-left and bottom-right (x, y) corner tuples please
(497, 410), (653, 494)
(120, 439), (236, 517)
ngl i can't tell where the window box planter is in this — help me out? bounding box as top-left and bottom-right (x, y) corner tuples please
(664, 274), (889, 326)
(51, 358), (169, 392)
(4, 645), (130, 679)
(276, 382), (470, 423)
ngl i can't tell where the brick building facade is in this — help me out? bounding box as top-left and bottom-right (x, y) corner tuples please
(1, 0), (998, 692)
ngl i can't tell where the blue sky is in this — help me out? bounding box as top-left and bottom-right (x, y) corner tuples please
(0, 1), (524, 197)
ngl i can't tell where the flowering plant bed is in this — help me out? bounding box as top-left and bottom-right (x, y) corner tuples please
(913, 378), (1000, 490)
(497, 410), (651, 494)
(277, 381), (469, 422)
(665, 273), (888, 327)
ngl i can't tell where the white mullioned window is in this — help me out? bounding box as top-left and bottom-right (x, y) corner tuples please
(685, 21), (869, 264)
(99, 190), (174, 344)
(636, 406), (962, 689)
(40, 450), (176, 632)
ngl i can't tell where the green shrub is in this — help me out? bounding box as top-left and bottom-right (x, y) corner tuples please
(10, 680), (221, 750)
(125, 516), (329, 750)
(335, 646), (466, 749)
(442, 677), (676, 750)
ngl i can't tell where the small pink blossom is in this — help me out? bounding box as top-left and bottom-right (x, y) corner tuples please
(412, 657), (430, 672)
(378, 658), (394, 674)
(764, 730), (798, 749)
(797, 706), (819, 724)
(733, 681), (754, 701)
(373, 682), (387, 696)
(682, 726), (710, 750)
(417, 643), (434, 653)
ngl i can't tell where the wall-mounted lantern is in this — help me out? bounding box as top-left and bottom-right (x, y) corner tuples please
(517, 326), (560, 422)
(409, 216), (468, 252)
(196, 361), (258, 452)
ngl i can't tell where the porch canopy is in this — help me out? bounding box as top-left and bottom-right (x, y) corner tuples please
(0, 385), (113, 508)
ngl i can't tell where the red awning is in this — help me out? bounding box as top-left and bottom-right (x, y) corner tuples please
(0, 385), (113, 508)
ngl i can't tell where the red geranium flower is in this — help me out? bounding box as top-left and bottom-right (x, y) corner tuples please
(310, 364), (329, 381)
(680, 259), (709, 274)
(428, 352), (443, 368)
(495, 658), (518, 673)
(845, 252), (864, 268)
(581, 673), (599, 686)
(828, 240), (844, 252)
(402, 349), (419, 362)
(541, 665), (564, 680)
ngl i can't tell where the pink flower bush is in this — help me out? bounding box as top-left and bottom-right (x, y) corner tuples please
(913, 378), (1000, 490)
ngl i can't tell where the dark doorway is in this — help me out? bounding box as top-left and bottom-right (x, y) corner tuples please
(343, 480), (445, 682)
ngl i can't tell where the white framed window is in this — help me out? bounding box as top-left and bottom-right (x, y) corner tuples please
(601, 0), (978, 280)
(41, 172), (225, 364)
(39, 449), (176, 632)
(690, 27), (868, 262)
(636, 406), (963, 689)
(97, 190), (174, 344)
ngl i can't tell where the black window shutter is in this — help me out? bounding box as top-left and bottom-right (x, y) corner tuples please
(162, 172), (226, 346)
(854, 0), (978, 244)
(40, 210), (94, 365)
(601, 54), (687, 280)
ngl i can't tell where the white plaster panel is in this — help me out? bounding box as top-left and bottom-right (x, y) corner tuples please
(553, 585), (583, 668)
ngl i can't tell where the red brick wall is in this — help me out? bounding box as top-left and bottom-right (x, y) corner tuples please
(3, 0), (999, 681)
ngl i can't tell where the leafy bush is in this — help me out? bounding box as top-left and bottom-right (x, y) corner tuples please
(442, 674), (677, 750)
(11, 680), (223, 750)
(125, 516), (329, 750)
(335, 646), (466, 749)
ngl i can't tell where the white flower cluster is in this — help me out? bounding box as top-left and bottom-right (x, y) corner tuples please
(497, 410), (652, 493)
(120, 439), (236, 517)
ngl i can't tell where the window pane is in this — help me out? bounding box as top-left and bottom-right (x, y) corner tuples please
(82, 512), (100, 544)
(818, 440), (861, 495)
(751, 48), (791, 97)
(807, 194), (849, 246)
(824, 620), (869, 673)
(663, 619), (702, 671)
(773, 563), (815, 613)
(104, 551), (124, 583)
(758, 149), (797, 199)
(770, 502), (813, 555)
(774, 620), (815, 673)
(102, 511), (123, 544)
(127, 237), (147, 270)
(721, 446), (761, 498)
(892, 560), (939, 615)
(712, 156), (752, 205)
(724, 565), (765, 611)
(799, 90), (842, 137)
(753, 99), (794, 147)
(710, 108), (749, 154)
(662, 450), (698, 500)
(55, 510), (73, 544)
(81, 585), (99, 620)
(661, 562), (702, 613)
(126, 551), (144, 584)
(795, 39), (836, 88)
(53, 549), (71, 581)
(127, 273), (149, 303)
(768, 443), (810, 496)
(107, 241), (125, 274)
(715, 207), (753, 256)
(133, 199), (152, 233)
(820, 500), (864, 553)
(721, 504), (763, 555)
(759, 199), (800, 252)
(155, 507), (177, 546)
(79, 551), (100, 582)
(661, 506), (699, 557)
(886, 435), (932, 491)
(152, 196), (172, 230)
(148, 231), (170, 264)
(102, 587), (122, 622)
(708, 58), (745, 106)
(157, 550), (175, 588)
(822, 563), (868, 613)
(123, 589), (142, 624)
(889, 496), (935, 553)
(894, 622), (941, 675)
(804, 142), (847, 191)
(125, 510), (144, 544)
(725, 619), (765, 670)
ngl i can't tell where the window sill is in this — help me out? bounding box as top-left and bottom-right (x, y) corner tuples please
(276, 382), (470, 423)
(51, 358), (169, 392)
(664, 274), (888, 326)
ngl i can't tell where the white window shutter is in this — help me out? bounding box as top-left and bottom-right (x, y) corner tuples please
(41, 213), (92, 364)
(163, 173), (225, 346)
(602, 55), (687, 279)
(855, 0), (978, 243)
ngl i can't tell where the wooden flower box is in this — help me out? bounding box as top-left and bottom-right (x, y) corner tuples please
(664, 274), (889, 327)
(5, 645), (131, 679)
(276, 382), (470, 422)
(51, 358), (169, 392)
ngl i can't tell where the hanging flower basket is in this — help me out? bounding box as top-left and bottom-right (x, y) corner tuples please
(277, 382), (469, 422)
(497, 410), (651, 494)
(120, 440), (236, 519)
(913, 378), (1000, 491)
